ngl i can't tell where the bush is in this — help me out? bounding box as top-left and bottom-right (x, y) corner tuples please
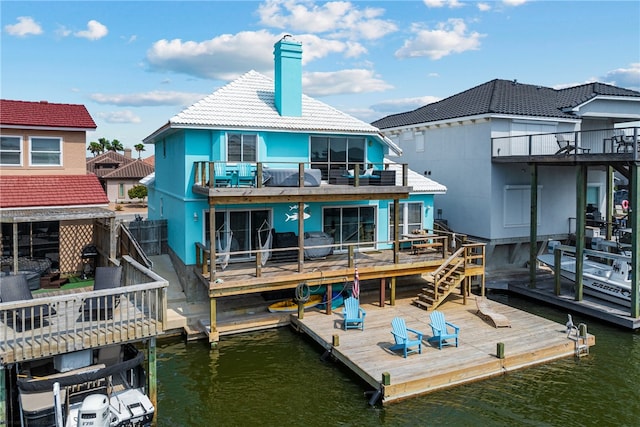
(128, 185), (147, 203)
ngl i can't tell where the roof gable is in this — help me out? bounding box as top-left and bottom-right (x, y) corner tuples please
(102, 159), (154, 179)
(154, 70), (382, 135)
(372, 79), (640, 129)
(86, 151), (135, 174)
(0, 99), (96, 129)
(0, 175), (108, 209)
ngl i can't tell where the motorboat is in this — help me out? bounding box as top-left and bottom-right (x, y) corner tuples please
(537, 241), (634, 307)
(15, 343), (154, 427)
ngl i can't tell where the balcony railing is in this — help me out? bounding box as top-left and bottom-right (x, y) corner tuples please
(0, 255), (168, 364)
(193, 161), (409, 189)
(491, 127), (639, 159)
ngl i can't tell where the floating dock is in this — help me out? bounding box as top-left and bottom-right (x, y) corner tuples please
(291, 293), (594, 405)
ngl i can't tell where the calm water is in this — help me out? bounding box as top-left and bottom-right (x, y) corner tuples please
(156, 294), (640, 427)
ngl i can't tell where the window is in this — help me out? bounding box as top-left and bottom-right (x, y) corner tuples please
(227, 133), (256, 162)
(205, 209), (270, 260)
(389, 202), (423, 238)
(30, 137), (62, 166)
(323, 206), (375, 250)
(415, 132), (424, 152)
(311, 136), (365, 179)
(0, 135), (22, 166)
(119, 183), (125, 198)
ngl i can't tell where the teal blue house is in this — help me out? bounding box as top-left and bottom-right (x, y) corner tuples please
(143, 36), (446, 298)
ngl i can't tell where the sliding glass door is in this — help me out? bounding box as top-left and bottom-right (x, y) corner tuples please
(323, 206), (376, 251)
(205, 209), (270, 260)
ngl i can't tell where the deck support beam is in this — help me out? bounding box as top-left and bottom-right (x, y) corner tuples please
(147, 337), (157, 414)
(0, 364), (5, 426)
(605, 165), (614, 240)
(575, 164), (588, 301)
(529, 163), (538, 288)
(630, 163), (639, 318)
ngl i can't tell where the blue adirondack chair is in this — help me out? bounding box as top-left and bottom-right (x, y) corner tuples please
(343, 296), (366, 331)
(389, 317), (423, 358)
(214, 162), (232, 187)
(236, 163), (255, 187)
(427, 310), (460, 349)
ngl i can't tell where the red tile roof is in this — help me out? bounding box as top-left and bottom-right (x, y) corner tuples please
(0, 175), (108, 209)
(0, 99), (96, 129)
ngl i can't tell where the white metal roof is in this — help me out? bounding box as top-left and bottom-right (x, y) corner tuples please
(145, 70), (401, 155)
(384, 159), (447, 194)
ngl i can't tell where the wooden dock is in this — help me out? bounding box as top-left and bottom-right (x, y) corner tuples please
(291, 293), (594, 404)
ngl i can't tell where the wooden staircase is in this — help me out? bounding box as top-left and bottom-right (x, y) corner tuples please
(413, 243), (485, 312)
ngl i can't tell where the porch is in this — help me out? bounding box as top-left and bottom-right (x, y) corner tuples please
(491, 126), (639, 163)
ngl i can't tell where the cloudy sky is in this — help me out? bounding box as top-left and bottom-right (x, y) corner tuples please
(2, 0), (639, 154)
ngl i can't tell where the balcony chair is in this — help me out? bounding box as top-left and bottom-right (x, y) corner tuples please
(342, 296), (366, 331)
(389, 316), (423, 358)
(213, 162), (232, 187)
(81, 266), (123, 321)
(236, 163), (256, 187)
(0, 273), (55, 331)
(555, 134), (590, 155)
(427, 310), (460, 349)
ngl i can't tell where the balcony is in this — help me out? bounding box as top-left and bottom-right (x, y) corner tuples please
(192, 161), (411, 203)
(491, 127), (639, 163)
(0, 255), (168, 364)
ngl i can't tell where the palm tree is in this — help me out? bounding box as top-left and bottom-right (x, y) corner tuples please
(87, 142), (103, 156)
(98, 137), (112, 152)
(111, 139), (124, 152)
(134, 143), (146, 159)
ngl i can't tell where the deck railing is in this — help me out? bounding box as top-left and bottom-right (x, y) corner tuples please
(491, 127), (639, 159)
(0, 255), (168, 364)
(193, 161), (409, 189)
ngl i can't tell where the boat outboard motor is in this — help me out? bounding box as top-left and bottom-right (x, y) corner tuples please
(76, 394), (110, 427)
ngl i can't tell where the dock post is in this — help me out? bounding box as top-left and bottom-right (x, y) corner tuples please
(497, 342), (505, 359)
(554, 248), (562, 295)
(332, 335), (339, 347)
(379, 278), (386, 308)
(390, 277), (396, 306)
(298, 300), (304, 319)
(382, 372), (391, 385)
(148, 337), (157, 416)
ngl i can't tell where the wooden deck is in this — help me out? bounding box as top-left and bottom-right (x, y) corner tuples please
(291, 293), (594, 405)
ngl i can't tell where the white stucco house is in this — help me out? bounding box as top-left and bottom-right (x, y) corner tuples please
(373, 79), (640, 269)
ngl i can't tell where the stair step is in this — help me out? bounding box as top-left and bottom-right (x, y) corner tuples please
(412, 299), (432, 311)
(417, 293), (436, 304)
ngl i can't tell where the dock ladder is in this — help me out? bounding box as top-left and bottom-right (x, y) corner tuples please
(567, 323), (589, 357)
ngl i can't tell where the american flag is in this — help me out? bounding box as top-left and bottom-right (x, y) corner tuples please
(352, 267), (360, 299)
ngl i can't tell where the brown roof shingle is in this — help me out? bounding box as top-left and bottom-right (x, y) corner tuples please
(0, 175), (108, 209)
(0, 99), (96, 129)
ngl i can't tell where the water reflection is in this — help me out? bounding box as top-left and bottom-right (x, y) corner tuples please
(157, 294), (640, 426)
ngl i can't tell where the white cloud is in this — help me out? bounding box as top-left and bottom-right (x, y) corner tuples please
(423, 0), (464, 9)
(395, 19), (485, 60)
(303, 69), (392, 96)
(370, 96), (441, 113)
(257, 0), (397, 40)
(602, 63), (640, 91)
(4, 16), (43, 37)
(96, 110), (142, 124)
(90, 91), (206, 107)
(503, 0), (528, 6)
(477, 3), (491, 12)
(146, 30), (366, 80)
(55, 25), (72, 38)
(74, 20), (108, 40)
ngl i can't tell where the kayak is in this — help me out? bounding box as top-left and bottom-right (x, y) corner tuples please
(267, 295), (323, 313)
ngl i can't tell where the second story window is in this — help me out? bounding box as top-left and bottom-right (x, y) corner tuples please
(30, 137), (62, 166)
(227, 133), (256, 162)
(0, 135), (22, 166)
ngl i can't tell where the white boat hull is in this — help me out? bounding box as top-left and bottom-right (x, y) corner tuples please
(538, 253), (633, 307)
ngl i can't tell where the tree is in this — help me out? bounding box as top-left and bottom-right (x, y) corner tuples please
(87, 142), (103, 156)
(98, 137), (112, 152)
(134, 143), (146, 159)
(111, 139), (124, 152)
(128, 185), (148, 204)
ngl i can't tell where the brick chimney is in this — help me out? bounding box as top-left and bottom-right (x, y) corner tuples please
(274, 35), (302, 117)
(124, 148), (132, 158)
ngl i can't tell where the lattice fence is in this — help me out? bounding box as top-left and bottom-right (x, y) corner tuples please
(59, 220), (94, 274)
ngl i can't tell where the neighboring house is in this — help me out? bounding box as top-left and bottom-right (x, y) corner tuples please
(373, 80), (640, 269)
(87, 149), (154, 204)
(0, 99), (114, 275)
(142, 37), (446, 299)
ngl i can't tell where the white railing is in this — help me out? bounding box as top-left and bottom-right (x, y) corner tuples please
(0, 256), (168, 364)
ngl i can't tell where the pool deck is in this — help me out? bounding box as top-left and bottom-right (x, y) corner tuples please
(291, 293), (594, 405)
